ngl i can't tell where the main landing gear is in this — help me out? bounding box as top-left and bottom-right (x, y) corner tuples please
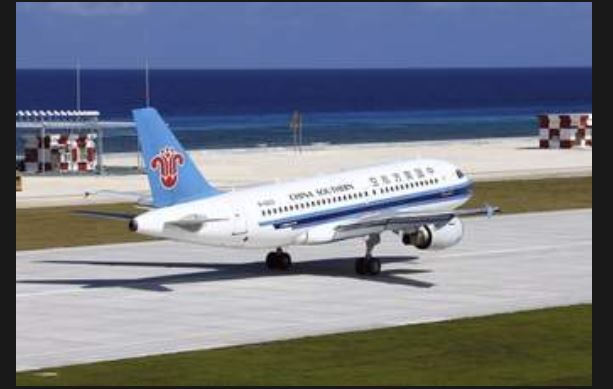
(266, 247), (292, 270)
(355, 233), (381, 276)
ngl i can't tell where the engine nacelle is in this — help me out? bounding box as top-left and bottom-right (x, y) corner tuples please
(402, 217), (463, 250)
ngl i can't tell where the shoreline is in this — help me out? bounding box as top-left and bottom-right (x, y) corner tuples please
(102, 136), (538, 163)
(17, 134), (538, 159)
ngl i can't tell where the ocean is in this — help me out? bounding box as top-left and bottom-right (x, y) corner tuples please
(16, 68), (592, 152)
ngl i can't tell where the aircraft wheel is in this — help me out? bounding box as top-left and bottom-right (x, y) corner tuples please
(265, 252), (277, 270)
(365, 256), (381, 275)
(278, 252), (291, 270)
(266, 251), (291, 270)
(355, 257), (367, 275)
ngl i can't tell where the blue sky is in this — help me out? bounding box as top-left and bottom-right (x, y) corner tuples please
(16, 2), (592, 69)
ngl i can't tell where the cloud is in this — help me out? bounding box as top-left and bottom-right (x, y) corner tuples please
(46, 2), (147, 16)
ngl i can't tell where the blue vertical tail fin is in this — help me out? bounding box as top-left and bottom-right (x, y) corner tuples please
(132, 107), (219, 208)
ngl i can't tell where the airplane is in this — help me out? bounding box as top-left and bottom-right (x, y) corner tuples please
(79, 107), (499, 276)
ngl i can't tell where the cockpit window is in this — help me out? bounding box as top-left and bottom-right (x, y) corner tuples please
(456, 169), (465, 179)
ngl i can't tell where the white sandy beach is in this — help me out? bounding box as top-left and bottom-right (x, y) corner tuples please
(16, 137), (592, 208)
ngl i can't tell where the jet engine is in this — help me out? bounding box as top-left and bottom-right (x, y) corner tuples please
(401, 217), (463, 250)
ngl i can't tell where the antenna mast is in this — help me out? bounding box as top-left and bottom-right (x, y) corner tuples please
(76, 60), (81, 111)
(145, 59), (150, 107)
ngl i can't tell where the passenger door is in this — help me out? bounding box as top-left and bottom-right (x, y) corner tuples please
(232, 207), (248, 236)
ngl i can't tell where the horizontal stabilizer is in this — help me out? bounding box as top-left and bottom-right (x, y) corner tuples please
(165, 214), (228, 231)
(84, 190), (154, 208)
(73, 210), (137, 221)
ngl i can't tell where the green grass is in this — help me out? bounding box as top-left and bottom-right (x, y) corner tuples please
(16, 176), (592, 251)
(15, 203), (151, 251)
(16, 304), (592, 386)
(463, 176), (592, 214)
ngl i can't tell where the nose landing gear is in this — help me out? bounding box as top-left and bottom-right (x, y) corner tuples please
(355, 233), (381, 276)
(265, 247), (292, 270)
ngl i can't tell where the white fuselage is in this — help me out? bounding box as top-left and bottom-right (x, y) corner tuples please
(134, 158), (472, 248)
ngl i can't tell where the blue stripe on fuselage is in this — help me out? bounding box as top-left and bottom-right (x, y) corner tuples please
(259, 181), (472, 230)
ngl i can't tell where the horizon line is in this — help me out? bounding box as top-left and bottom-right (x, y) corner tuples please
(16, 65), (593, 71)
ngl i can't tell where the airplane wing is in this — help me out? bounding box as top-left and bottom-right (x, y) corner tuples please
(334, 204), (499, 237)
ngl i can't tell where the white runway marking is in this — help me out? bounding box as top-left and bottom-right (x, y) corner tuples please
(16, 209), (592, 372)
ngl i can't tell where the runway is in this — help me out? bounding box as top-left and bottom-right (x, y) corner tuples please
(16, 209), (592, 372)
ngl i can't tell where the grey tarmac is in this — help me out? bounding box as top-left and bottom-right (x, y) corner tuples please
(16, 209), (592, 372)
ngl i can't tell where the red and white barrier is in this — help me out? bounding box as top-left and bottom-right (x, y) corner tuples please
(538, 113), (592, 149)
(21, 133), (97, 173)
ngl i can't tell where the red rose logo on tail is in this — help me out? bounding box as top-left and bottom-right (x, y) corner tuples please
(150, 147), (185, 189)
